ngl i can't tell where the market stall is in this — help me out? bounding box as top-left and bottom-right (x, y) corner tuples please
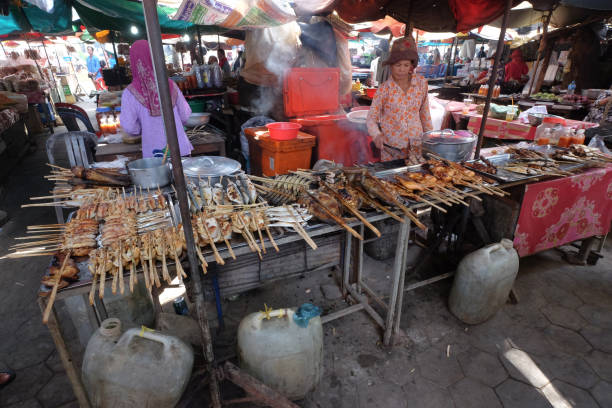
(2, 0), (612, 406)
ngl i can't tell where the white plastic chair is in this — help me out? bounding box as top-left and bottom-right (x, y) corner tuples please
(45, 131), (98, 222)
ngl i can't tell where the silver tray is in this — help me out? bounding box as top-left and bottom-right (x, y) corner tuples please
(468, 149), (585, 183)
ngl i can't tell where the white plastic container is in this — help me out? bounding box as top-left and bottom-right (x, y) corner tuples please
(449, 239), (519, 324)
(237, 308), (323, 399)
(82, 318), (194, 407)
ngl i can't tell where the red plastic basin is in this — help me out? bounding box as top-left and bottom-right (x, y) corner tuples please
(365, 88), (377, 98)
(266, 122), (301, 140)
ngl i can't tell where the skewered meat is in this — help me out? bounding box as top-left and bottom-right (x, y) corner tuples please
(360, 173), (399, 204)
(212, 183), (225, 205)
(298, 190), (341, 224)
(337, 184), (362, 209)
(394, 176), (426, 192)
(239, 176), (258, 204)
(225, 181), (244, 205)
(71, 166), (130, 186)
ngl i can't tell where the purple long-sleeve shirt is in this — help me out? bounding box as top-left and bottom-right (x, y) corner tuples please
(120, 88), (194, 158)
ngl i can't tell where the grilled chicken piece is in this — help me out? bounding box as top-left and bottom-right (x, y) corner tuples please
(394, 176), (425, 192)
(337, 184), (362, 209)
(360, 173), (398, 204)
(298, 190), (341, 224)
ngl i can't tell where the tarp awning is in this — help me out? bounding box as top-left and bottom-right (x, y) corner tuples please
(0, 0), (72, 35)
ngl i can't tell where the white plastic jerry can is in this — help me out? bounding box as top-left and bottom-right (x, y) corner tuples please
(449, 239), (519, 324)
(237, 307), (323, 400)
(82, 318), (194, 407)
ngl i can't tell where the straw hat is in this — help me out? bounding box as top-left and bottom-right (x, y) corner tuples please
(384, 37), (419, 66)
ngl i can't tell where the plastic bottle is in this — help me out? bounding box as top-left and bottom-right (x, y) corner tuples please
(114, 107), (121, 129)
(568, 80), (576, 95)
(536, 128), (552, 145)
(237, 307), (323, 399)
(449, 239), (519, 324)
(570, 128), (585, 145)
(557, 127), (571, 147)
(82, 318), (193, 408)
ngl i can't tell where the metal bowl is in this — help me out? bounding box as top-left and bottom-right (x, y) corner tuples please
(185, 112), (211, 128)
(421, 129), (476, 162)
(527, 113), (547, 126)
(128, 157), (171, 189)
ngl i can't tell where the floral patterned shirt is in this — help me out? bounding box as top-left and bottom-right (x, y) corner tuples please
(366, 75), (433, 162)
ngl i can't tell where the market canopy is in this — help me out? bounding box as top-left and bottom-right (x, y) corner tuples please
(0, 0), (71, 35)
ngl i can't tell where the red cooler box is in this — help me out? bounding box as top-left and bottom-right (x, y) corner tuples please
(283, 68), (376, 166)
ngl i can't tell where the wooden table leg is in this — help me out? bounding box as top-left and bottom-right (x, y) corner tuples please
(38, 298), (92, 408)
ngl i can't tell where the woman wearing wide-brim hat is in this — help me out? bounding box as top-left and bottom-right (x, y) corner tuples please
(366, 37), (433, 163)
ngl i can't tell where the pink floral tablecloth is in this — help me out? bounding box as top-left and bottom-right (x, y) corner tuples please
(513, 165), (612, 257)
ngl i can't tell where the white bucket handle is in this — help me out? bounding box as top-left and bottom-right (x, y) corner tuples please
(120, 328), (173, 357)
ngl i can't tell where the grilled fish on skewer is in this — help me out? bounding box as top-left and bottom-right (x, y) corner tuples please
(225, 181), (244, 205)
(298, 190), (341, 224)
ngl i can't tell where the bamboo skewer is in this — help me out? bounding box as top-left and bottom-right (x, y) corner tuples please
(99, 252), (107, 299)
(321, 182), (381, 237)
(118, 243), (125, 295)
(194, 243), (208, 274)
(303, 189), (363, 240)
(354, 187), (404, 223)
(251, 211), (267, 254)
(89, 272), (97, 305)
(160, 239), (172, 285)
(42, 250), (71, 324)
(284, 206), (317, 250)
(200, 213), (225, 265)
(237, 213), (262, 259)
(394, 185), (447, 212)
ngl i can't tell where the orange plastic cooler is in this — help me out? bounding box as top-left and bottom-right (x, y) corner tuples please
(283, 68), (375, 165)
(244, 127), (316, 177)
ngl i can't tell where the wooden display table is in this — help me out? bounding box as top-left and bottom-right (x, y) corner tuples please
(96, 132), (226, 162)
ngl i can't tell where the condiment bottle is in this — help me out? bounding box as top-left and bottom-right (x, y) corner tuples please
(537, 128), (552, 146)
(108, 113), (117, 134)
(570, 128), (585, 145)
(114, 107), (121, 129)
(557, 127), (571, 147)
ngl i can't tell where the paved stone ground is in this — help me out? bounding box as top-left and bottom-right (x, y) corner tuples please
(1, 130), (612, 407)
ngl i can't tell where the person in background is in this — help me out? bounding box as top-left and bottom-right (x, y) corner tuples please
(375, 39), (390, 85)
(86, 46), (101, 86)
(584, 87), (612, 125)
(208, 56), (218, 65)
(217, 49), (231, 77)
(95, 60), (107, 91)
(505, 49), (528, 83)
(476, 54), (504, 85)
(432, 48), (441, 65)
(477, 46), (487, 59)
(233, 50), (244, 72)
(369, 48), (382, 87)
(366, 38), (433, 164)
(427, 53), (434, 65)
(120, 40), (193, 158)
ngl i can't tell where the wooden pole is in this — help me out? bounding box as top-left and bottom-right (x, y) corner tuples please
(532, 10), (554, 95)
(528, 10), (552, 96)
(141, 2), (222, 407)
(474, 0), (513, 158)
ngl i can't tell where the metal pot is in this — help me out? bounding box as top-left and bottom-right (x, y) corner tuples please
(421, 129), (476, 162)
(128, 157), (171, 189)
(181, 156), (241, 184)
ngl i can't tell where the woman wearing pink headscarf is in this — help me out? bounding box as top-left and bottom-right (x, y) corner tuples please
(120, 40), (193, 158)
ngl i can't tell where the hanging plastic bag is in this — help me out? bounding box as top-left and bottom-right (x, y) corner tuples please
(587, 134), (612, 156)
